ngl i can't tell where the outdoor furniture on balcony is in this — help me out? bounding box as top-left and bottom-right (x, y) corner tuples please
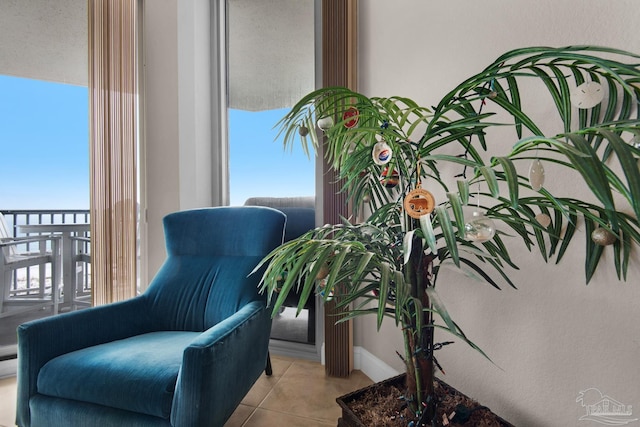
(1, 213), (62, 318)
(69, 236), (91, 308)
(18, 222), (90, 310)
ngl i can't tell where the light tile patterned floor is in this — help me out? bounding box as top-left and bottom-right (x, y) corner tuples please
(0, 356), (372, 427)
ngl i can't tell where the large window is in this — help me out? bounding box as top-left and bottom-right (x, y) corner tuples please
(226, 0), (317, 348)
(228, 108), (314, 206)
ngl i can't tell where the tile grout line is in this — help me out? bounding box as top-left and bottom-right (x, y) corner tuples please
(241, 359), (295, 427)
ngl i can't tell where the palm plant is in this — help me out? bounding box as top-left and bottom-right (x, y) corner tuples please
(255, 46), (640, 426)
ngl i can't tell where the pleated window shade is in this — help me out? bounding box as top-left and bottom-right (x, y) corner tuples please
(88, 0), (139, 305)
(322, 0), (358, 378)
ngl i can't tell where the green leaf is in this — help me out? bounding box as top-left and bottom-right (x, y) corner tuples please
(419, 214), (438, 254)
(435, 206), (459, 267)
(477, 166), (500, 197)
(584, 217), (604, 283)
(447, 192), (466, 238)
(457, 180), (470, 205)
(378, 263), (391, 329)
(599, 129), (640, 221)
(403, 230), (415, 265)
(493, 157), (520, 208)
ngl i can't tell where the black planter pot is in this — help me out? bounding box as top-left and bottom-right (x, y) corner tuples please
(336, 374), (514, 427)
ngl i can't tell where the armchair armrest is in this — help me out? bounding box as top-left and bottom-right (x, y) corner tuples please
(16, 296), (154, 427)
(0, 235), (60, 248)
(171, 300), (272, 427)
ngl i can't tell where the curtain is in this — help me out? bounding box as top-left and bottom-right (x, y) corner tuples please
(88, 0), (139, 305)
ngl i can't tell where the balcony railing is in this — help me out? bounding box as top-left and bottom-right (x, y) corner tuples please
(1, 209), (90, 300)
(1, 209), (90, 239)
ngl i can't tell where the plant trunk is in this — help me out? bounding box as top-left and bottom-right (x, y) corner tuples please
(404, 233), (436, 425)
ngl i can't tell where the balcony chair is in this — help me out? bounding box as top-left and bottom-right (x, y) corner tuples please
(0, 213), (61, 318)
(243, 197), (316, 343)
(69, 236), (91, 309)
(16, 206), (286, 427)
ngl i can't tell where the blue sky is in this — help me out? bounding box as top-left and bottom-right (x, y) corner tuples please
(228, 108), (315, 206)
(0, 75), (89, 210)
(0, 75), (314, 210)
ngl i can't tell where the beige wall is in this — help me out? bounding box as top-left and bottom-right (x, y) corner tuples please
(354, 1), (640, 426)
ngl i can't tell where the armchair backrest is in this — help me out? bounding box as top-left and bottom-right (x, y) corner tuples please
(145, 207), (286, 331)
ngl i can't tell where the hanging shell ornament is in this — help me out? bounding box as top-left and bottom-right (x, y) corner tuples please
(317, 116), (334, 131)
(380, 167), (399, 188)
(343, 106), (359, 128)
(316, 262), (330, 280)
(535, 213), (552, 228)
(529, 159), (545, 191)
(298, 125), (309, 136)
(372, 141), (393, 165)
(591, 227), (617, 246)
(570, 81), (604, 109)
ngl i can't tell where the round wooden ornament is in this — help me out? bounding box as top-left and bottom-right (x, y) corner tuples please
(403, 188), (436, 219)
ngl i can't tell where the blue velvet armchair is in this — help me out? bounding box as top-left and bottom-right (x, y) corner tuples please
(16, 207), (286, 427)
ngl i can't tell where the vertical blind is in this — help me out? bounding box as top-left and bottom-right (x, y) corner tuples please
(88, 0), (138, 305)
(322, 0), (358, 378)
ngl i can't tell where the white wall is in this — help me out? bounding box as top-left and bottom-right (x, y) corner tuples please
(355, 1), (640, 426)
(143, 0), (216, 278)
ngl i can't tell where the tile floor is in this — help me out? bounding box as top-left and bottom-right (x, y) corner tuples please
(0, 355), (372, 427)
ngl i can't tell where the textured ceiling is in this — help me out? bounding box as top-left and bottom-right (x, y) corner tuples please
(0, 0), (87, 86)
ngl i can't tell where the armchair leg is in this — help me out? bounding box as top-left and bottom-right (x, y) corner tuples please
(265, 351), (273, 376)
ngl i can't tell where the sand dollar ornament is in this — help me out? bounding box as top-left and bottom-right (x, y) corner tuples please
(571, 81), (604, 109)
(372, 141), (393, 165)
(404, 188), (436, 219)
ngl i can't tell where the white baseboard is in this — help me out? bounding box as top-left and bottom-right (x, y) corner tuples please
(353, 346), (401, 383)
(0, 358), (17, 379)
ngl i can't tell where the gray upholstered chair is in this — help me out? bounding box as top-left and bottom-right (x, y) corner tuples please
(243, 197), (316, 343)
(16, 207), (286, 427)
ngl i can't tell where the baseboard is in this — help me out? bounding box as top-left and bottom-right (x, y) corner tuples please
(353, 346), (401, 383)
(0, 358), (17, 379)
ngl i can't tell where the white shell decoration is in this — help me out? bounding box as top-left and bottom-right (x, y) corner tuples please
(570, 81), (604, 109)
(529, 159), (545, 191)
(535, 213), (551, 228)
(317, 116), (334, 131)
(591, 228), (617, 246)
(372, 141), (393, 165)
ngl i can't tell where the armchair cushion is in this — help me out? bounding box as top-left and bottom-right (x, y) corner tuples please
(37, 331), (200, 418)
